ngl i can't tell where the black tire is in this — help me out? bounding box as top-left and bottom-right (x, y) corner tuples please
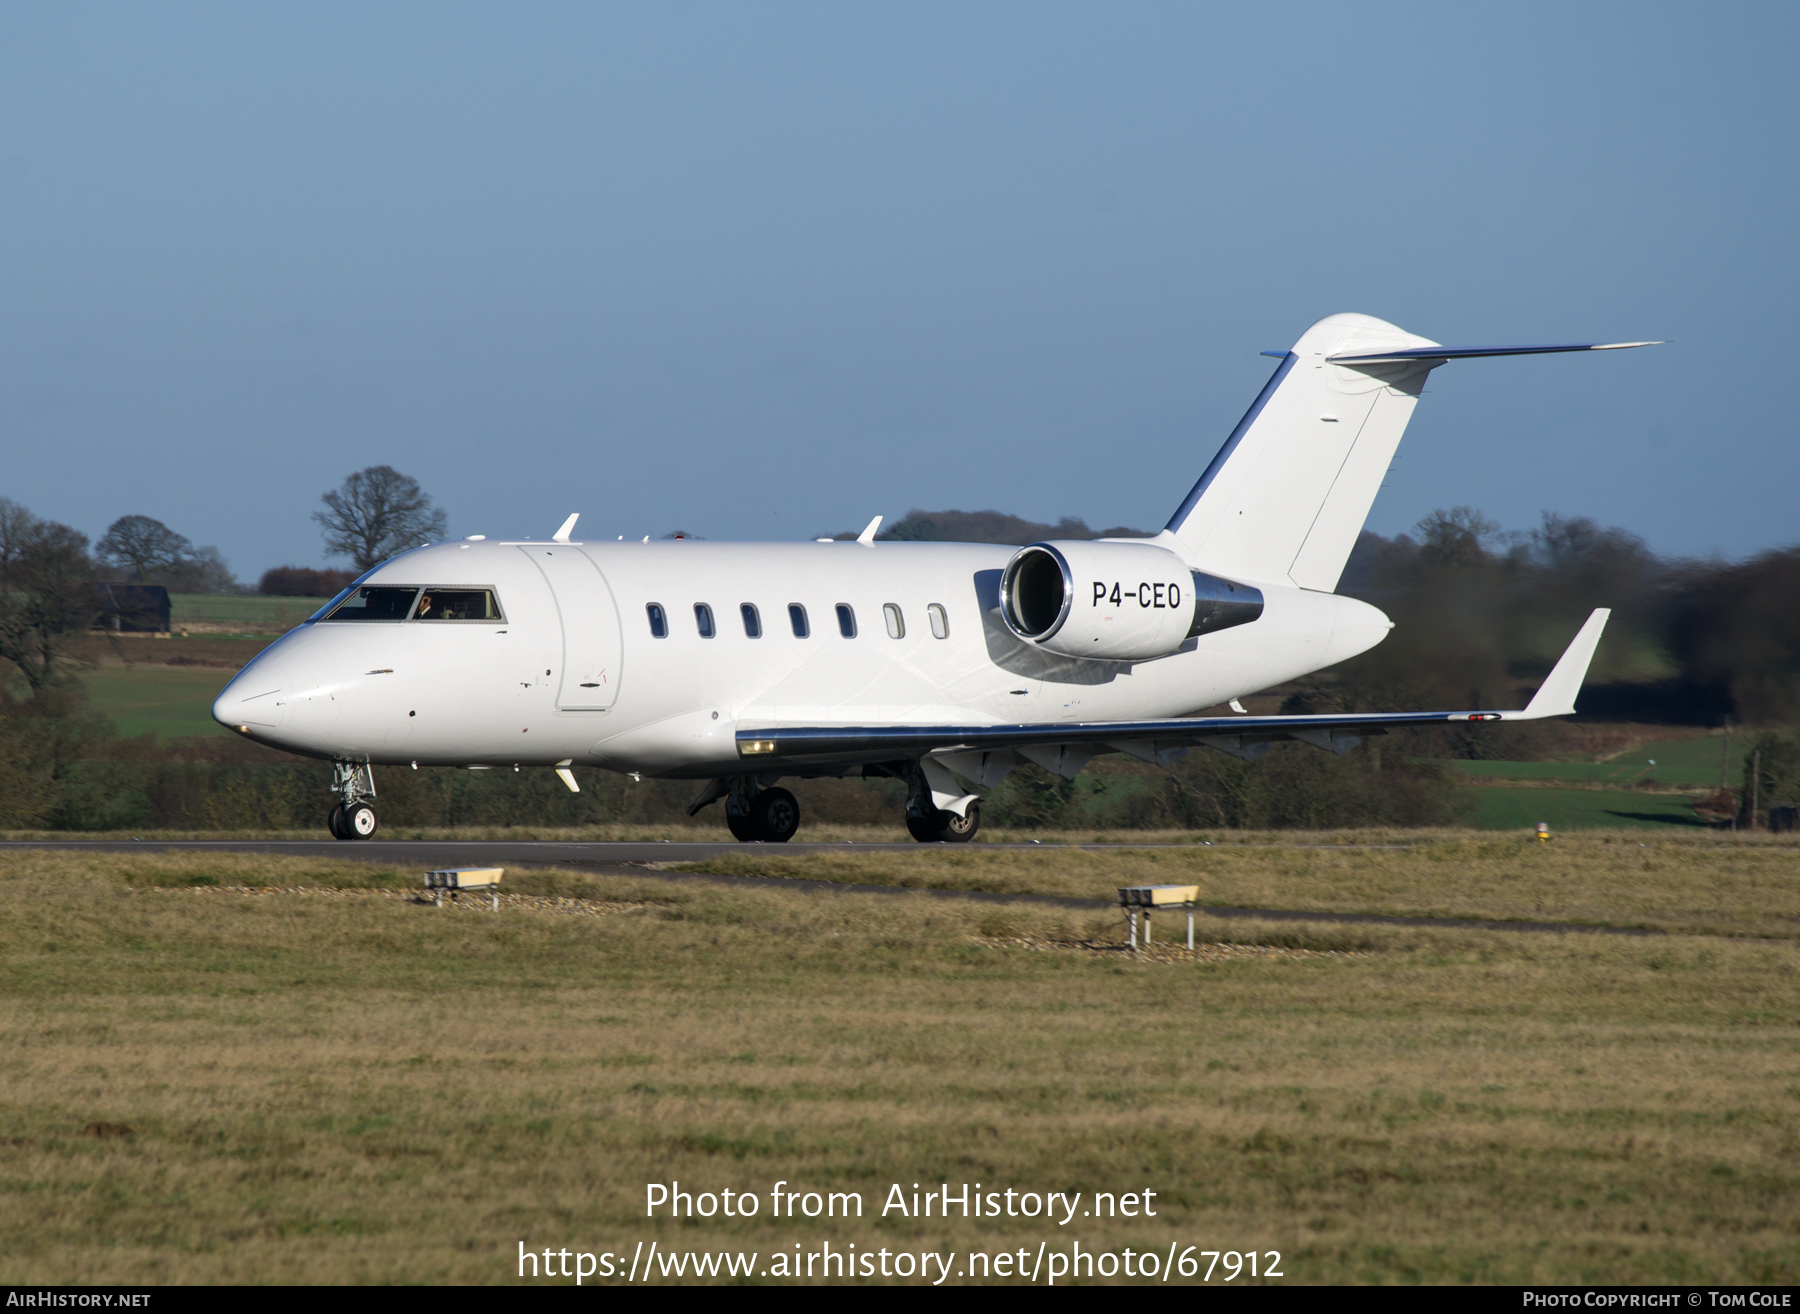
(344, 802), (378, 840)
(726, 808), (757, 842)
(750, 787), (799, 842)
(936, 801), (979, 843)
(905, 812), (939, 843)
(328, 803), (348, 840)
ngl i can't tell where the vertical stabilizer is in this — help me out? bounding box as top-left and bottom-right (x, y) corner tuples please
(1166, 313), (1442, 592)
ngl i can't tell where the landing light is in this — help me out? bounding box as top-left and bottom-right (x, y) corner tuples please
(740, 739), (777, 756)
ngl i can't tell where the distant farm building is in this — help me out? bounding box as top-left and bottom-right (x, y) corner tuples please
(91, 583), (171, 634)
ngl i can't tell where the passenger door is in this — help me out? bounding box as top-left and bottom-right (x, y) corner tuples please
(520, 546), (623, 710)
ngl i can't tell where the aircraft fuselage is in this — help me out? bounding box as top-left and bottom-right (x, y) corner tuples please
(213, 537), (1391, 779)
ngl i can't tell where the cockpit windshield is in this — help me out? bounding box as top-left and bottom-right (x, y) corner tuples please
(315, 584), (505, 622)
(413, 588), (503, 621)
(321, 586), (419, 621)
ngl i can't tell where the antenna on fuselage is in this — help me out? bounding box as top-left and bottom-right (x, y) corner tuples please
(552, 513), (579, 543)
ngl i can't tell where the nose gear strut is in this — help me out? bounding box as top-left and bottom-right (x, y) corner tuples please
(329, 760), (378, 840)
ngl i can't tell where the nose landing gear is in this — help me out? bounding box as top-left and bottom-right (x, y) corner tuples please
(329, 761), (378, 840)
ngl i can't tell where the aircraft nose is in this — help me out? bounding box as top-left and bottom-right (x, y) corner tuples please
(213, 661), (290, 732)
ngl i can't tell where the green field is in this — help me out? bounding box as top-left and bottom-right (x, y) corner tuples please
(1468, 785), (1704, 830)
(2, 843), (1796, 1284)
(168, 594), (332, 633)
(80, 666), (235, 739)
(1439, 734), (1746, 789)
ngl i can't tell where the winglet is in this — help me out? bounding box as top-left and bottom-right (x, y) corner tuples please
(553, 513), (579, 543)
(1508, 609), (1611, 720)
(857, 515), (883, 545)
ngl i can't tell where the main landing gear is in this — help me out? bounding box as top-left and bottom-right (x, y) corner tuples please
(724, 777), (800, 843)
(904, 762), (980, 844)
(692, 764), (982, 843)
(328, 761), (378, 840)
(691, 776), (801, 842)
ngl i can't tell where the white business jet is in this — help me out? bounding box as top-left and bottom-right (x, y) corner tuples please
(213, 313), (1656, 842)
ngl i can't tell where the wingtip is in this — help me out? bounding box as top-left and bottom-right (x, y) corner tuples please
(1512, 608), (1611, 720)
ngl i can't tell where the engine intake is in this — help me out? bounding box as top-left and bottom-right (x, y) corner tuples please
(1000, 540), (1263, 661)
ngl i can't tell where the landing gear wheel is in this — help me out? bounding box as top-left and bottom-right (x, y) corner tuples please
(937, 801), (979, 843)
(750, 787), (799, 842)
(726, 808), (757, 842)
(344, 802), (378, 840)
(907, 803), (981, 843)
(328, 803), (347, 839)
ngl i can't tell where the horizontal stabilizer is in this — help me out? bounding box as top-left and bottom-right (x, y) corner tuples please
(737, 612), (1610, 768)
(1327, 341), (1662, 364)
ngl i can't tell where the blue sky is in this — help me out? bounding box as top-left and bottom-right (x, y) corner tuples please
(2, 3), (1794, 579)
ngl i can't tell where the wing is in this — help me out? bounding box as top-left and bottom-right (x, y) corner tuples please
(737, 610), (1610, 769)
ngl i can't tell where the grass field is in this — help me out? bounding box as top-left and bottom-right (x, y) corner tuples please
(168, 594), (331, 635)
(78, 666), (235, 739)
(1467, 785), (1704, 831)
(1439, 734), (1747, 789)
(675, 831), (1800, 938)
(1, 843), (1796, 1285)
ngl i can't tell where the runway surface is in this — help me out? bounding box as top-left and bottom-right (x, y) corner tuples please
(4, 838), (1661, 938)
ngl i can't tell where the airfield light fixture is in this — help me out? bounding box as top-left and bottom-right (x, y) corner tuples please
(1118, 885), (1201, 953)
(424, 867), (504, 909)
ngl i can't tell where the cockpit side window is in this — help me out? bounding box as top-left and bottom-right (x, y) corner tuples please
(321, 586), (419, 621)
(412, 588), (504, 621)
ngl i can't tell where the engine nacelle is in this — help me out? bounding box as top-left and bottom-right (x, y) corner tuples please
(999, 539), (1264, 661)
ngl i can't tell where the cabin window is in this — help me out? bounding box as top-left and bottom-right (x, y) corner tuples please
(741, 603), (762, 638)
(788, 604), (809, 638)
(412, 588), (503, 621)
(646, 603), (668, 638)
(322, 586), (418, 621)
(883, 603), (904, 639)
(928, 603), (949, 639)
(694, 603), (715, 638)
(836, 604), (857, 638)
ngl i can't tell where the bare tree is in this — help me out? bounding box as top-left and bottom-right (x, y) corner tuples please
(0, 498), (98, 692)
(96, 515), (193, 581)
(314, 466), (449, 571)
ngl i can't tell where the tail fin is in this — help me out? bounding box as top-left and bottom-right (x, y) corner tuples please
(1163, 314), (1660, 592)
(1164, 313), (1439, 591)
